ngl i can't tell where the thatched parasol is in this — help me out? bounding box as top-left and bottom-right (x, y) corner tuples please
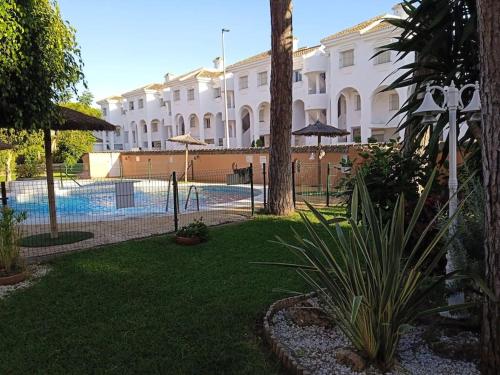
(167, 133), (207, 183)
(41, 106), (116, 238)
(293, 120), (350, 189)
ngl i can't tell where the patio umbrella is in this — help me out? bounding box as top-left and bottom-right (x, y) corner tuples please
(167, 133), (207, 183)
(292, 120), (350, 190)
(42, 106), (116, 238)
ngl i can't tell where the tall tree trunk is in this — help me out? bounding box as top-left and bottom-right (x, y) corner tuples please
(268, 0), (294, 215)
(477, 0), (500, 373)
(44, 129), (58, 239)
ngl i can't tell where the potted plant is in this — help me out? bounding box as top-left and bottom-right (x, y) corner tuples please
(175, 218), (209, 245)
(0, 207), (27, 285)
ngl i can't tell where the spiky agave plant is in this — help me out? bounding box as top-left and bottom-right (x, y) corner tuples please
(269, 170), (487, 370)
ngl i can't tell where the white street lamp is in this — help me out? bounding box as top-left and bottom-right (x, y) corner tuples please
(413, 81), (481, 309)
(221, 28), (230, 149)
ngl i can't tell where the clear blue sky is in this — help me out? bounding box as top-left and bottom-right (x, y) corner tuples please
(58, 0), (397, 103)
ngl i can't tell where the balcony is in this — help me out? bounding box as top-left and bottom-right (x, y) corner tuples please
(304, 93), (328, 111)
(303, 51), (328, 74)
(222, 108), (235, 121)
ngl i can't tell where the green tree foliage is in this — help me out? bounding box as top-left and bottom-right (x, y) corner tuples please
(54, 130), (95, 167)
(0, 0), (85, 130)
(381, 0), (479, 164)
(55, 95), (99, 167)
(0, 129), (44, 179)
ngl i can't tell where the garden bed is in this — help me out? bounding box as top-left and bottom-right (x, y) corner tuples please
(0, 264), (51, 299)
(264, 294), (480, 375)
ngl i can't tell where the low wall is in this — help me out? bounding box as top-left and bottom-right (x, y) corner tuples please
(82, 145), (366, 186)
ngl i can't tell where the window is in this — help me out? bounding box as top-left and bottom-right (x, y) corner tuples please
(389, 93), (399, 111)
(354, 94), (361, 111)
(218, 138), (224, 146)
(204, 117), (211, 129)
(227, 92), (235, 108)
(374, 48), (391, 65)
(166, 126), (173, 138)
(166, 101), (172, 115)
(228, 121), (236, 137)
(293, 69), (302, 82)
(102, 108), (107, 116)
(190, 116), (196, 128)
(124, 131), (129, 141)
(239, 75), (248, 90)
(159, 98), (166, 107)
(213, 87), (221, 98)
(173, 90), (180, 101)
(138, 99), (144, 109)
(115, 126), (121, 136)
(259, 108), (265, 122)
(143, 124), (148, 133)
(319, 73), (326, 94)
(121, 108), (126, 115)
(339, 49), (355, 68)
(187, 89), (195, 101)
(257, 71), (268, 86)
(152, 122), (159, 132)
(205, 138), (214, 145)
(129, 101), (135, 110)
(152, 141), (161, 149)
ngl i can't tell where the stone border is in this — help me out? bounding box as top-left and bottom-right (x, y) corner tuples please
(263, 293), (316, 375)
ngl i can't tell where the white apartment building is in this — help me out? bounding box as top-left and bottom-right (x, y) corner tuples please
(96, 4), (411, 151)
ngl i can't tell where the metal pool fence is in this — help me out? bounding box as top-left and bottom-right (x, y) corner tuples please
(3, 161), (349, 259)
(3, 165), (259, 260)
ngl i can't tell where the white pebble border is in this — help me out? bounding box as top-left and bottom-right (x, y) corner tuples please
(268, 297), (479, 375)
(0, 264), (51, 300)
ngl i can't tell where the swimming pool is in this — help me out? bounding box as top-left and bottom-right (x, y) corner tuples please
(9, 180), (261, 223)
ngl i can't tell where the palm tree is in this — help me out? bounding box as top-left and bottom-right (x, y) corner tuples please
(268, 0), (294, 215)
(477, 0), (500, 372)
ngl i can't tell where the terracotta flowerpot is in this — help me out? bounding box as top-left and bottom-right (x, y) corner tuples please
(175, 236), (202, 246)
(0, 271), (26, 286)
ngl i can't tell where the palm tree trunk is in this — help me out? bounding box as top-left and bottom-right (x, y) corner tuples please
(477, 0), (500, 372)
(268, 0), (294, 215)
(44, 129), (58, 239)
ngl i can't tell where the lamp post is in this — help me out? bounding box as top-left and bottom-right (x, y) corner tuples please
(413, 81), (481, 308)
(221, 28), (230, 149)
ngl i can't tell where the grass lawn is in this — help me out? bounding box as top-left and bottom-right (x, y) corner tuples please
(0, 208), (346, 375)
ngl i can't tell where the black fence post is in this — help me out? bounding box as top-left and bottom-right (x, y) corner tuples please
(172, 171), (179, 232)
(291, 161), (296, 208)
(262, 162), (267, 210)
(249, 163), (255, 216)
(1, 182), (8, 207)
(326, 162), (331, 207)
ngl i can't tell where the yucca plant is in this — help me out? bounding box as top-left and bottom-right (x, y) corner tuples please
(268, 170), (487, 370)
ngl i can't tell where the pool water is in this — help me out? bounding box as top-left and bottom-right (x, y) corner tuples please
(10, 182), (259, 221)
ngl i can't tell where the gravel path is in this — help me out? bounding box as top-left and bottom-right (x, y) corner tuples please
(271, 301), (480, 375)
(0, 264), (51, 300)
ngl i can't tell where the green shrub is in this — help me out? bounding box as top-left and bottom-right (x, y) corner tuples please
(177, 219), (209, 241)
(336, 141), (429, 222)
(0, 207), (27, 275)
(269, 171), (484, 370)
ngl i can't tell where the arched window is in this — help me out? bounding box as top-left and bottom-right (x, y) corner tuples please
(143, 124), (148, 133)
(190, 116), (196, 128)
